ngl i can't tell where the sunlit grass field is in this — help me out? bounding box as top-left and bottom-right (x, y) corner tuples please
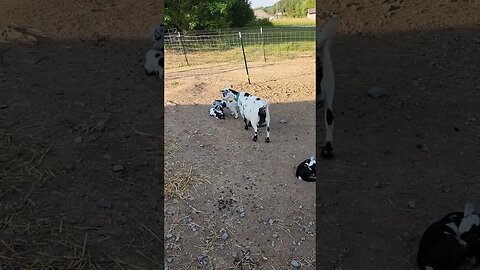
(271, 17), (316, 26)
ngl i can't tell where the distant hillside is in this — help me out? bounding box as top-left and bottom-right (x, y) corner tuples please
(264, 0), (315, 17)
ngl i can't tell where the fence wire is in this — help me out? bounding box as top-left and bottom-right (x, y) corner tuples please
(165, 26), (315, 68)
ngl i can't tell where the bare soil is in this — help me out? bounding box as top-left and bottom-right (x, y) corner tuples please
(1, 0), (163, 269)
(316, 0), (480, 269)
(164, 57), (316, 269)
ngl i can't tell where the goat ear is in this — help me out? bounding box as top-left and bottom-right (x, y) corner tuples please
(265, 98), (272, 106)
(465, 198), (476, 217)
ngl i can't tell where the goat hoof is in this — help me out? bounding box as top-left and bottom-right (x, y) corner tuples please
(265, 137), (270, 143)
(253, 136), (258, 142)
(321, 142), (334, 159)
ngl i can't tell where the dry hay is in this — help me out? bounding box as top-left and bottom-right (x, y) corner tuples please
(164, 138), (211, 202)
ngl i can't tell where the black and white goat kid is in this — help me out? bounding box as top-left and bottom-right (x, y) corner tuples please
(295, 156), (316, 182)
(145, 24), (164, 81)
(417, 199), (480, 270)
(220, 86), (239, 119)
(317, 17), (339, 158)
(222, 87), (271, 142)
(210, 100), (226, 119)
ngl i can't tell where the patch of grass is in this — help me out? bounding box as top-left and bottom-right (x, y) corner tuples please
(165, 41), (314, 68)
(271, 17), (316, 26)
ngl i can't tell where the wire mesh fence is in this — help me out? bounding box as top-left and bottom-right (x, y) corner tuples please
(165, 26), (315, 68)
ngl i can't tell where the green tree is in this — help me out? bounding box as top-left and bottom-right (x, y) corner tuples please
(229, 0), (255, 28)
(164, 0), (256, 31)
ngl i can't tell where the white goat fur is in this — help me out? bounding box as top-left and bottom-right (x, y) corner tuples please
(221, 86), (239, 118)
(144, 49), (164, 80)
(223, 88), (271, 142)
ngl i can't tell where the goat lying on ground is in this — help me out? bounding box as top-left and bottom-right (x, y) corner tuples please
(417, 199), (480, 270)
(295, 156), (316, 182)
(145, 49), (164, 80)
(317, 17), (339, 158)
(210, 100), (226, 119)
(144, 24), (164, 80)
(222, 87), (271, 142)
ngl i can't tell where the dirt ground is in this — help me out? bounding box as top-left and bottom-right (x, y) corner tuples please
(163, 57), (316, 269)
(316, 0), (480, 269)
(1, 0), (164, 269)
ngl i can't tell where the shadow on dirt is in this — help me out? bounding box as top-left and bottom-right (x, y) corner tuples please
(0, 38), (164, 269)
(317, 27), (480, 269)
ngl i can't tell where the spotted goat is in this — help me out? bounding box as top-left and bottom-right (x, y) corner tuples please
(210, 99), (226, 119)
(222, 87), (271, 142)
(417, 198), (480, 270)
(295, 156), (316, 182)
(144, 24), (164, 81)
(220, 86), (239, 119)
(317, 17), (339, 158)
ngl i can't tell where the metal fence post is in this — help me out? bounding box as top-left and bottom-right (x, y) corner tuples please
(261, 27), (266, 62)
(239, 32), (251, 84)
(178, 32), (189, 66)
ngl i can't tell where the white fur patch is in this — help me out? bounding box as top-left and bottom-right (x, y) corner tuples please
(144, 49), (163, 79)
(459, 214), (480, 234)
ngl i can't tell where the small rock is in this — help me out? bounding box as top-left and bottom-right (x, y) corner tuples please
(74, 101), (86, 107)
(402, 232), (415, 242)
(412, 80), (420, 86)
(279, 118), (288, 124)
(361, 162), (368, 167)
(74, 136), (83, 143)
(86, 135), (97, 143)
(0, 104), (8, 109)
(240, 211), (245, 218)
(273, 233), (278, 238)
(366, 87), (386, 98)
(407, 200), (416, 209)
(56, 90), (64, 95)
(95, 120), (106, 132)
(96, 199), (112, 209)
(117, 215), (128, 225)
(454, 127), (460, 132)
(231, 251), (238, 259)
(129, 184), (144, 194)
(197, 255), (207, 264)
(416, 144), (429, 152)
(112, 164), (124, 172)
(219, 244), (224, 250)
(240, 246), (249, 254)
(375, 180), (382, 188)
(166, 233), (173, 239)
(166, 257), (174, 263)
(291, 259), (301, 268)
(103, 153), (112, 160)
(269, 218), (274, 225)
(222, 232), (229, 241)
